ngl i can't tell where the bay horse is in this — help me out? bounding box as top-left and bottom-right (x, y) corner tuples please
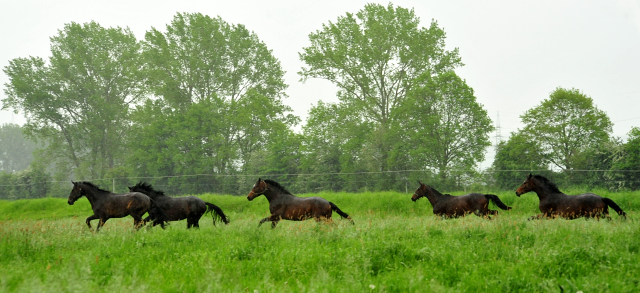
(128, 182), (229, 228)
(246, 178), (354, 228)
(412, 181), (511, 219)
(515, 174), (627, 220)
(67, 181), (164, 231)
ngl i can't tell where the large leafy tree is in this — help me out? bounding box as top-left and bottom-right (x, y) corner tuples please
(143, 12), (288, 109)
(299, 3), (462, 176)
(399, 71), (494, 180)
(520, 87), (613, 171)
(3, 21), (144, 178)
(491, 131), (550, 189)
(130, 13), (298, 187)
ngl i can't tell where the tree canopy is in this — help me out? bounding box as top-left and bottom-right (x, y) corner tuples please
(520, 87), (613, 171)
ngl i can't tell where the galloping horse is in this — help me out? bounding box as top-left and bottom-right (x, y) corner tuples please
(515, 174), (627, 220)
(128, 182), (229, 228)
(247, 178), (354, 228)
(412, 181), (512, 219)
(68, 181), (163, 231)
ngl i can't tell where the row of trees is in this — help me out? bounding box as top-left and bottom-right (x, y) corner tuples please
(1, 4), (637, 198)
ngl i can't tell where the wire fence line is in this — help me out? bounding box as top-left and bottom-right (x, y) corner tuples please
(1, 169), (640, 200)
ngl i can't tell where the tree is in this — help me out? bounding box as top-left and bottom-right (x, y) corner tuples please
(143, 12), (287, 108)
(141, 12), (297, 170)
(3, 21), (145, 179)
(610, 127), (640, 190)
(520, 87), (613, 172)
(399, 71), (494, 181)
(299, 3), (462, 173)
(491, 131), (550, 189)
(0, 123), (37, 173)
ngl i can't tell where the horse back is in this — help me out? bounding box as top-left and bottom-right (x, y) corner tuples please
(99, 192), (151, 217)
(436, 193), (487, 216)
(270, 195), (331, 220)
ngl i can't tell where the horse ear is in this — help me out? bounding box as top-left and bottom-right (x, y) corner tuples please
(418, 180), (423, 186)
(528, 173), (532, 179)
(257, 178), (262, 183)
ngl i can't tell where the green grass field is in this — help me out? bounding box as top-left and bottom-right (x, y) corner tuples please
(1, 190), (639, 292)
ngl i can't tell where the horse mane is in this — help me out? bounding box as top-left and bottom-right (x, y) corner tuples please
(131, 182), (166, 196)
(532, 175), (562, 193)
(263, 179), (292, 195)
(424, 184), (447, 197)
(77, 181), (111, 193)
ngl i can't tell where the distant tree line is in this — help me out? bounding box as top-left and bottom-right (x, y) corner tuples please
(1, 4), (638, 198)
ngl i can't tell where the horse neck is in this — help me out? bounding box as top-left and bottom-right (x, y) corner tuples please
(81, 185), (111, 205)
(262, 186), (288, 203)
(531, 180), (562, 201)
(424, 187), (447, 206)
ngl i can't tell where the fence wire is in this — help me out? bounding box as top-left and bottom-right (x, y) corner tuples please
(1, 169), (640, 199)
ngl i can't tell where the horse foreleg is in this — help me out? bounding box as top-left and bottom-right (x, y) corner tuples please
(86, 214), (98, 229)
(258, 215), (280, 228)
(96, 218), (108, 232)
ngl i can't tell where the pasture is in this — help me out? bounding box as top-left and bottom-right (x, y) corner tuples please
(1, 190), (639, 292)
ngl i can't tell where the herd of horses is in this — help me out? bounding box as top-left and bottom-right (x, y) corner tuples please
(67, 174), (627, 231)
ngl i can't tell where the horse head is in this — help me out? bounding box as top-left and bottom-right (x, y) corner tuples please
(515, 173), (534, 197)
(247, 178), (268, 201)
(411, 181), (426, 202)
(68, 181), (85, 205)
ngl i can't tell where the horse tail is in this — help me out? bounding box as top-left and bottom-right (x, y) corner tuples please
(484, 194), (512, 210)
(205, 202), (230, 226)
(602, 198), (627, 219)
(329, 202), (354, 224)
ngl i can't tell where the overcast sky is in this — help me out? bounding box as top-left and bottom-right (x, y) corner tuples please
(1, 0), (639, 168)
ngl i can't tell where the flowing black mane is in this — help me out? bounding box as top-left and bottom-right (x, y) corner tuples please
(533, 175), (562, 193)
(264, 179), (292, 195)
(77, 181), (111, 193)
(131, 182), (166, 196)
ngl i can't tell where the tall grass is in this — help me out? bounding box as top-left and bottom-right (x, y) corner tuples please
(0, 190), (638, 292)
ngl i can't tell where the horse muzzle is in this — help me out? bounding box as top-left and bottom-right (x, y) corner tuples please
(411, 195), (418, 202)
(515, 191), (522, 197)
(247, 192), (256, 201)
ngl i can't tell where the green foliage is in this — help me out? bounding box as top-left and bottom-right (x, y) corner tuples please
(0, 166), (51, 199)
(398, 71), (494, 181)
(491, 131), (551, 189)
(3, 21), (144, 179)
(520, 87), (613, 171)
(610, 127), (640, 190)
(0, 123), (36, 173)
(299, 3), (463, 177)
(0, 191), (638, 292)
(143, 12), (288, 108)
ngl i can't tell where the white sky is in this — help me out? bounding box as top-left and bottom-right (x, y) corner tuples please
(1, 0), (639, 168)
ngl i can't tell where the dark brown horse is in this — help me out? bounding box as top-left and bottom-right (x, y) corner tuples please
(68, 181), (163, 231)
(412, 181), (512, 219)
(129, 182), (229, 228)
(247, 178), (354, 228)
(515, 174), (627, 220)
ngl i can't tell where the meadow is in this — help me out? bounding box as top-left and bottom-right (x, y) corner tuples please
(0, 190), (639, 292)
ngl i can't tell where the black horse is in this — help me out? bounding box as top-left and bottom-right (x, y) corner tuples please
(516, 174), (626, 220)
(412, 181), (511, 219)
(247, 178), (354, 228)
(128, 182), (229, 228)
(68, 181), (164, 231)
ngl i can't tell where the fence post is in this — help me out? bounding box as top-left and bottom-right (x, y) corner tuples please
(112, 178), (115, 193)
